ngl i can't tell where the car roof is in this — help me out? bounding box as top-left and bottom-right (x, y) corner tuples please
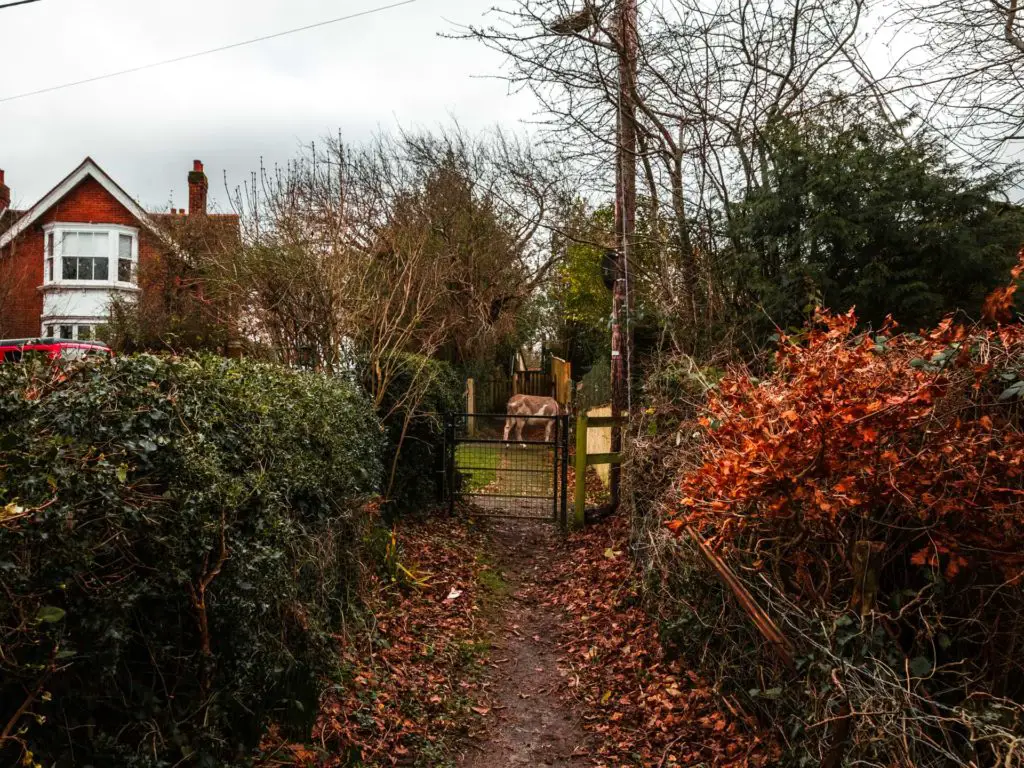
(0, 338), (111, 349)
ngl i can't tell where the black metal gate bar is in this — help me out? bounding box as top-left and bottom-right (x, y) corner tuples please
(552, 416), (558, 523)
(453, 438), (554, 445)
(560, 417), (569, 526)
(443, 412), (570, 523)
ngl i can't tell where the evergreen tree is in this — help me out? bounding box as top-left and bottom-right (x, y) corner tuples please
(729, 104), (1024, 339)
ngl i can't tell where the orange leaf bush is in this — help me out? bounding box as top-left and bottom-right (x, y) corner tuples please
(672, 307), (1024, 582)
(637, 262), (1024, 765)
(648, 277), (1024, 763)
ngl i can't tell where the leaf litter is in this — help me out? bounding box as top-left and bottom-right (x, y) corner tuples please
(544, 516), (779, 766)
(262, 512), (777, 766)
(260, 517), (492, 766)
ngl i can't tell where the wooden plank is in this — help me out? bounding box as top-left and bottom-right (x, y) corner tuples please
(551, 356), (572, 406)
(574, 410), (588, 529)
(586, 452), (622, 466)
(685, 525), (796, 670)
(586, 406), (613, 487)
(586, 416), (627, 428)
(466, 378), (476, 437)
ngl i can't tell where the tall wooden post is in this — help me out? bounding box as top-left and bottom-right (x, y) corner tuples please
(610, 0), (637, 510)
(574, 409), (588, 529)
(466, 377), (476, 437)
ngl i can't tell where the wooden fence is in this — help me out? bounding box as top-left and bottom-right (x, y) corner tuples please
(466, 357), (573, 417)
(573, 410), (624, 528)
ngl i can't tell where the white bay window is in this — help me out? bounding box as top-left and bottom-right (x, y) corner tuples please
(43, 223), (138, 287)
(40, 223), (140, 340)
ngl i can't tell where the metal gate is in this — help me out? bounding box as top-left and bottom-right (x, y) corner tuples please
(444, 412), (569, 524)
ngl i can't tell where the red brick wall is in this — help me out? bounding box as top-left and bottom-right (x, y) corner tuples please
(0, 177), (162, 338)
(0, 228), (44, 338)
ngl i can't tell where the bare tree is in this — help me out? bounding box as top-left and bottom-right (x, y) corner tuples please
(232, 127), (571, 365)
(228, 126), (572, 501)
(106, 212), (243, 354)
(883, 0), (1024, 156)
(460, 0), (872, 354)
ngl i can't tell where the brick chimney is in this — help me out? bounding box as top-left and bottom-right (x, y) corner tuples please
(0, 169), (9, 211)
(188, 160), (208, 216)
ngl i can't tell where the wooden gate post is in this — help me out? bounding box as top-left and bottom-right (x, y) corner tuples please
(573, 409), (588, 529)
(551, 356), (572, 408)
(466, 378), (476, 437)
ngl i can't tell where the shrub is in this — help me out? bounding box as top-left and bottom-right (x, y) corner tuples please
(372, 353), (462, 516)
(633, 302), (1024, 766)
(675, 309), (1024, 564)
(0, 355), (383, 767)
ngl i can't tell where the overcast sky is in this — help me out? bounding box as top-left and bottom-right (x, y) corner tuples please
(0, 0), (536, 213)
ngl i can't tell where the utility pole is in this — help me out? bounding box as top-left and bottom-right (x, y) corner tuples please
(610, 0), (637, 510)
(548, 0), (637, 511)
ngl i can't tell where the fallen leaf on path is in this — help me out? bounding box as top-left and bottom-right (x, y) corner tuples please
(541, 515), (779, 766)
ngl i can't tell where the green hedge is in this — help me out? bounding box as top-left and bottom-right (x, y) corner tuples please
(0, 355), (383, 767)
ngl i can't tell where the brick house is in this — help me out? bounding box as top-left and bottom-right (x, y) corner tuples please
(0, 158), (237, 342)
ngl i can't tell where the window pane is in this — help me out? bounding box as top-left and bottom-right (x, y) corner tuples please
(45, 326), (54, 338)
(119, 234), (132, 259)
(118, 258), (133, 283)
(59, 325), (73, 340)
(62, 257), (77, 280)
(62, 232), (77, 255)
(91, 232), (108, 257)
(46, 232), (53, 256)
(79, 257), (93, 280)
(46, 258), (53, 281)
(78, 325), (91, 340)
(92, 257), (108, 281)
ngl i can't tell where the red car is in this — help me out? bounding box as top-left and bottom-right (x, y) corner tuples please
(0, 338), (113, 364)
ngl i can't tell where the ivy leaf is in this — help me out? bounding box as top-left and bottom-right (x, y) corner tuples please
(909, 656), (932, 678)
(999, 381), (1024, 401)
(36, 606), (66, 623)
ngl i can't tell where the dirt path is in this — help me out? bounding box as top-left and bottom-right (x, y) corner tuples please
(459, 519), (589, 767)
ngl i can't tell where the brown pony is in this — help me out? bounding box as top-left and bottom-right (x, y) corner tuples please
(502, 394), (562, 445)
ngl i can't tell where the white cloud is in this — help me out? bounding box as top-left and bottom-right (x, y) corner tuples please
(0, 0), (536, 211)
